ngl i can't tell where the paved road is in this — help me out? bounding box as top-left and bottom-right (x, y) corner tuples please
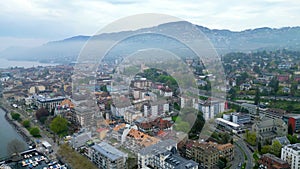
(235, 138), (254, 169)
(231, 141), (244, 169)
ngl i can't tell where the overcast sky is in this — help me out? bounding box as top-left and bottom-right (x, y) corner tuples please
(0, 0), (299, 50)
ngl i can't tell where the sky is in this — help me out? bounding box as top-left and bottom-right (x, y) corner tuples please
(0, 0), (300, 51)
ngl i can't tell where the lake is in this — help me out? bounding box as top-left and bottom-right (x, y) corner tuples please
(0, 108), (27, 159)
(0, 58), (57, 69)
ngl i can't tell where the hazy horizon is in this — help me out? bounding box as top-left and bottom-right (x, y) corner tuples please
(0, 0), (300, 51)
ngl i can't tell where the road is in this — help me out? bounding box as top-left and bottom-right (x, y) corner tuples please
(234, 137), (254, 169)
(1, 99), (60, 159)
(231, 141), (244, 169)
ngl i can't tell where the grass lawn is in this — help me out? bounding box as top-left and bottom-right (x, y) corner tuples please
(58, 144), (98, 169)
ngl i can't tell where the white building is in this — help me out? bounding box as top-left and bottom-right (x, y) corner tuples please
(281, 143), (300, 169)
(199, 99), (225, 120)
(111, 102), (133, 117)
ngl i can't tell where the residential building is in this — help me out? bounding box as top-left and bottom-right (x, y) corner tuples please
(199, 99), (225, 120)
(138, 139), (177, 169)
(71, 131), (92, 149)
(124, 108), (143, 124)
(208, 142), (234, 161)
(252, 118), (287, 145)
(186, 141), (219, 169)
(74, 107), (95, 127)
(281, 143), (300, 169)
(259, 153), (290, 169)
(127, 128), (160, 148)
(111, 100), (133, 118)
(151, 147), (198, 169)
(90, 142), (128, 169)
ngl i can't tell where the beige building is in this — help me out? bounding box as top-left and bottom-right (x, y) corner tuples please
(124, 108), (143, 124)
(208, 142), (234, 161)
(187, 142), (219, 169)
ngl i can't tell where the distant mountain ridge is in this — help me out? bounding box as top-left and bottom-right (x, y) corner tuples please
(1, 21), (300, 64)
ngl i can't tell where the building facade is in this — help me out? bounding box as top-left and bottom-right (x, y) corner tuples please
(90, 142), (128, 169)
(259, 153), (290, 169)
(281, 143), (300, 169)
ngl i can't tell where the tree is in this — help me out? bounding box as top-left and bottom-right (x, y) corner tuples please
(173, 102), (180, 111)
(261, 145), (271, 154)
(7, 139), (25, 156)
(22, 120), (30, 128)
(271, 140), (282, 157)
(30, 127), (40, 137)
(244, 130), (257, 146)
(287, 134), (299, 144)
(11, 112), (20, 121)
(288, 123), (294, 135)
(35, 107), (49, 124)
(50, 116), (68, 137)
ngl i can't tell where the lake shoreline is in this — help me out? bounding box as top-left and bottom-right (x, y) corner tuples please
(1, 106), (32, 144)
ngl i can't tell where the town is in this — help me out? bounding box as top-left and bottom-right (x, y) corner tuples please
(1, 49), (300, 169)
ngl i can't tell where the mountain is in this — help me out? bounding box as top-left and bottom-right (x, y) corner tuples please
(1, 21), (300, 64)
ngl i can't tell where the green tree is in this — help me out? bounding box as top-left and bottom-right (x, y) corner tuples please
(287, 134), (299, 144)
(173, 102), (181, 111)
(261, 145), (271, 154)
(11, 112), (20, 121)
(22, 120), (30, 128)
(271, 140), (282, 157)
(50, 116), (68, 138)
(29, 127), (40, 137)
(244, 130), (257, 146)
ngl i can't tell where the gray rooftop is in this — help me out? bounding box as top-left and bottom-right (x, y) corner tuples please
(139, 139), (177, 156)
(164, 152), (198, 169)
(286, 143), (300, 151)
(92, 142), (127, 161)
(273, 136), (290, 146)
(262, 153), (288, 165)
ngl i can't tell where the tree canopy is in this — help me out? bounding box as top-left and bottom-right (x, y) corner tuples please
(50, 116), (68, 137)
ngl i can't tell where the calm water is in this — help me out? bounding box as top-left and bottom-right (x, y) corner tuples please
(0, 58), (57, 69)
(0, 108), (27, 159)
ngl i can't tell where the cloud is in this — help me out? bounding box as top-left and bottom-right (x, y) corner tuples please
(0, 0), (300, 49)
